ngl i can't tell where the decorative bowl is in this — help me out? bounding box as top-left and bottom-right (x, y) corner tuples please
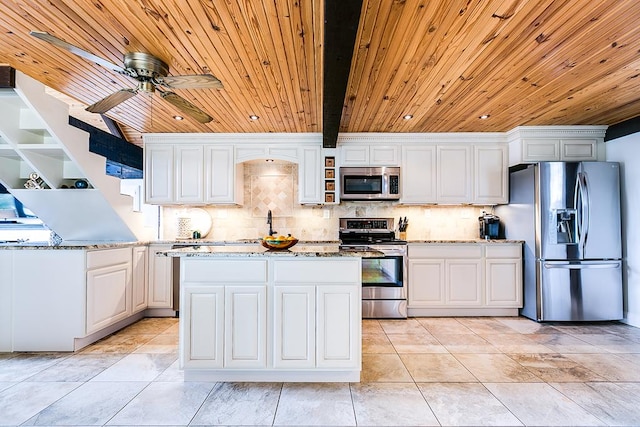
(260, 237), (299, 250)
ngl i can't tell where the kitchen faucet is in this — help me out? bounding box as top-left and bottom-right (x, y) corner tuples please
(267, 210), (277, 236)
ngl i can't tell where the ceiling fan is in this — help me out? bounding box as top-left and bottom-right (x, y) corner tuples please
(29, 31), (222, 123)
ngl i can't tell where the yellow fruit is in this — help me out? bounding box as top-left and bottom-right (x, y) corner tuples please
(277, 235), (286, 240)
(286, 235), (295, 240)
(263, 235), (272, 240)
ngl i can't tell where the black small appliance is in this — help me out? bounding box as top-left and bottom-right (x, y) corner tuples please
(479, 211), (500, 239)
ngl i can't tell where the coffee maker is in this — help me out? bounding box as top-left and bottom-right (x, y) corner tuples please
(478, 211), (500, 239)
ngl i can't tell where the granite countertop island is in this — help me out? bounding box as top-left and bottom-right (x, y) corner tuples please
(160, 243), (382, 258)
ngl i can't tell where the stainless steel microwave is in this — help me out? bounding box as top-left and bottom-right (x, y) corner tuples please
(339, 167), (401, 201)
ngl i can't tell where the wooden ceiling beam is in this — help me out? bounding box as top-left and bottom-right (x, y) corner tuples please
(323, 0), (363, 148)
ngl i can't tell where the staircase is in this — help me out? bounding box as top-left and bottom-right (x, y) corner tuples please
(0, 71), (152, 242)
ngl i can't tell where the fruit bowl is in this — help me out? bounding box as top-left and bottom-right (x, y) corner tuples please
(260, 237), (299, 250)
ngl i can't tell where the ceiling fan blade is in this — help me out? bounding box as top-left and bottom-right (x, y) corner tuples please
(86, 88), (137, 113)
(30, 31), (128, 75)
(159, 90), (213, 123)
(156, 74), (223, 89)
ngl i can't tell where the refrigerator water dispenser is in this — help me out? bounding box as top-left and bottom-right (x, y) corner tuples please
(553, 209), (577, 244)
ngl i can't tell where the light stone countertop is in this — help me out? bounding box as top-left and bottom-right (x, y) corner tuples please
(160, 244), (383, 258)
(0, 241), (144, 250)
(406, 239), (524, 244)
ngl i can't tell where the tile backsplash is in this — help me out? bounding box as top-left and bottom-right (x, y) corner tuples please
(162, 162), (495, 241)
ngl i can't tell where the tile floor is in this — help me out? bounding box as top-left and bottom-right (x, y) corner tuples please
(1, 316), (640, 426)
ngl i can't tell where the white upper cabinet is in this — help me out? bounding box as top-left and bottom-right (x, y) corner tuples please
(176, 145), (204, 203)
(298, 146), (322, 204)
(339, 144), (400, 166)
(507, 126), (607, 166)
(437, 145), (472, 203)
(401, 145), (437, 203)
(144, 144), (174, 204)
(474, 145), (508, 204)
(401, 141), (507, 205)
(205, 145), (242, 204)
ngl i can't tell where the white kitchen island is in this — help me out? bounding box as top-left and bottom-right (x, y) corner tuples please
(164, 244), (373, 382)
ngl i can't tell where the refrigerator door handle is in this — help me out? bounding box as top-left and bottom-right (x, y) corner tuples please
(574, 171), (589, 253)
(543, 262), (621, 269)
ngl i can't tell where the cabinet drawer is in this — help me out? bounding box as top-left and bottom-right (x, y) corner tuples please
(86, 247), (131, 270)
(485, 244), (522, 258)
(273, 259), (360, 283)
(182, 259), (267, 283)
(409, 244), (482, 259)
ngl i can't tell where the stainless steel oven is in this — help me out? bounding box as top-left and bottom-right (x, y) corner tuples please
(339, 218), (407, 319)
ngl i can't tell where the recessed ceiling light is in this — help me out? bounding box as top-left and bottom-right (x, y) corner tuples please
(249, 115), (260, 120)
(479, 114), (490, 120)
(403, 114), (413, 120)
(173, 115), (184, 121)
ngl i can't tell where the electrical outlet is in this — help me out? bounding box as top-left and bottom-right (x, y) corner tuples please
(323, 209), (331, 219)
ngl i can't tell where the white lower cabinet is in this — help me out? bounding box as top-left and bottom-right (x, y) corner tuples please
(274, 286), (316, 368)
(182, 286), (224, 368)
(86, 248), (133, 334)
(408, 243), (522, 316)
(180, 256), (361, 381)
(224, 285), (267, 368)
(132, 246), (148, 313)
(147, 244), (173, 308)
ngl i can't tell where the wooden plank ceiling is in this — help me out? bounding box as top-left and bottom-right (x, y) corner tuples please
(0, 0), (639, 147)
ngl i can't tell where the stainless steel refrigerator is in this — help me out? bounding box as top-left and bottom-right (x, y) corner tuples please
(496, 162), (623, 321)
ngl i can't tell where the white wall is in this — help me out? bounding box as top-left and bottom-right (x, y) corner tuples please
(607, 133), (640, 327)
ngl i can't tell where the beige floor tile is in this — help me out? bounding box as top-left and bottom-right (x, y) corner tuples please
(351, 383), (439, 426)
(361, 354), (413, 382)
(564, 353), (640, 381)
(496, 317), (560, 334)
(362, 333), (396, 354)
(482, 333), (555, 353)
(416, 317), (474, 335)
(379, 318), (428, 335)
(400, 353), (477, 382)
(485, 382), (605, 426)
(457, 317), (520, 335)
(362, 319), (385, 335)
(433, 332), (500, 353)
(527, 333), (607, 353)
(418, 382), (523, 426)
(508, 353), (606, 382)
(454, 353), (542, 382)
(550, 382), (640, 426)
(387, 333), (448, 354)
(273, 383), (355, 426)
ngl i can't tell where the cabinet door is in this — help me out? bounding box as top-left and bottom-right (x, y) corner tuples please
(224, 285), (267, 368)
(205, 145), (235, 203)
(273, 286), (316, 368)
(401, 146), (437, 203)
(437, 146), (472, 203)
(176, 145), (204, 203)
(370, 145), (399, 166)
(486, 258), (522, 307)
(445, 260), (482, 306)
(182, 286), (224, 368)
(316, 285), (360, 368)
(298, 146), (322, 204)
(408, 259), (445, 306)
(474, 145), (507, 204)
(339, 145), (369, 165)
(522, 139), (560, 162)
(144, 144), (174, 203)
(560, 139), (597, 161)
(86, 263), (132, 334)
(132, 246), (148, 313)
(148, 245), (173, 308)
